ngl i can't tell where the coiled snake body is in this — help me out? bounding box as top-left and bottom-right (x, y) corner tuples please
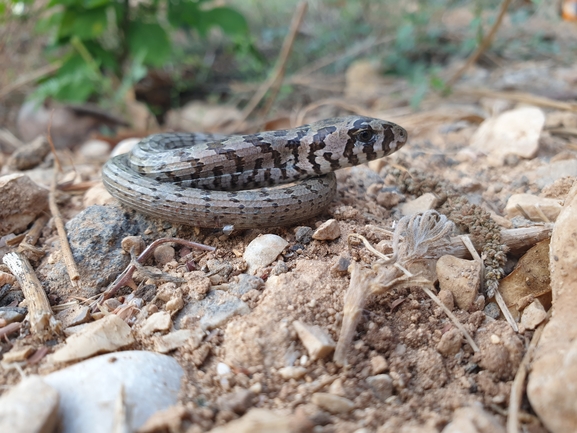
(102, 116), (407, 228)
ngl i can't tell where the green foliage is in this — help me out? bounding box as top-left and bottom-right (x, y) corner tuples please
(21, 0), (250, 103)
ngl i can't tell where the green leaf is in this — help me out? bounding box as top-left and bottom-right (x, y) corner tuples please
(57, 7), (108, 40)
(127, 21), (171, 67)
(201, 7), (248, 36)
(47, 0), (81, 8)
(167, 0), (200, 28)
(83, 0), (110, 8)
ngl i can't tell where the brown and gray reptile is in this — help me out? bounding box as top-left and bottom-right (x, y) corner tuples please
(102, 116), (407, 228)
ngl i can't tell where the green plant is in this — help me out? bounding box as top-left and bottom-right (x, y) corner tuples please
(23, 0), (250, 103)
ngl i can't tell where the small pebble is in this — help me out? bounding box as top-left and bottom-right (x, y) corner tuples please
(400, 193), (438, 216)
(376, 190), (403, 209)
(140, 311), (172, 336)
(484, 302), (500, 319)
(278, 366), (307, 380)
(436, 328), (463, 357)
(217, 362), (231, 376)
(366, 374), (393, 401)
(520, 300), (547, 330)
(437, 289), (454, 311)
(311, 393), (354, 414)
(216, 389), (255, 415)
(370, 355), (388, 375)
(294, 226), (313, 244)
(331, 256), (350, 275)
(243, 234), (288, 274)
(154, 245), (175, 266)
(293, 320), (336, 361)
(436, 255), (482, 311)
(312, 219), (341, 241)
(505, 193), (562, 222)
(121, 236), (146, 256)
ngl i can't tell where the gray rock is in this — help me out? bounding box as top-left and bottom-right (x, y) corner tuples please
(43, 351), (183, 433)
(176, 289), (250, 331)
(39, 205), (175, 298)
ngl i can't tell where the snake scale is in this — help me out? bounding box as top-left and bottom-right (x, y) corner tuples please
(102, 116), (408, 229)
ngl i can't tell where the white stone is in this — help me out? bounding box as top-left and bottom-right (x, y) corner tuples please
(436, 255), (482, 311)
(470, 106), (545, 165)
(78, 139), (110, 160)
(111, 138), (140, 157)
(0, 375), (59, 433)
(140, 311), (172, 336)
(505, 193), (563, 222)
(44, 351), (183, 433)
(520, 300), (547, 330)
(243, 234), (288, 274)
(312, 219), (341, 241)
(311, 392), (354, 414)
(52, 314), (135, 362)
(153, 328), (204, 354)
(217, 362), (231, 376)
(400, 193), (438, 216)
(293, 320), (336, 360)
(278, 366), (307, 380)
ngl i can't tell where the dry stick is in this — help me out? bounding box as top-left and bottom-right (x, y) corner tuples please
(446, 0), (513, 87)
(507, 319), (547, 433)
(18, 213), (50, 255)
(0, 62), (61, 101)
(457, 88), (577, 113)
(3, 252), (61, 338)
(291, 35), (394, 79)
(237, 1), (308, 125)
(49, 171), (80, 287)
(46, 117), (80, 286)
(0, 322), (21, 339)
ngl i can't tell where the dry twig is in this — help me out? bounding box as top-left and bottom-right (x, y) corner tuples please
(447, 0), (513, 87)
(98, 237), (216, 303)
(236, 1), (308, 125)
(2, 252), (61, 338)
(507, 318), (548, 433)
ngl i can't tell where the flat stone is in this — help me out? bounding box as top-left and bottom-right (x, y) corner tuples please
(52, 314), (135, 362)
(442, 404), (505, 433)
(153, 328), (204, 354)
(0, 174), (48, 236)
(311, 392), (354, 414)
(293, 320), (335, 360)
(243, 234), (288, 274)
(505, 193), (563, 222)
(140, 311), (172, 336)
(400, 193), (438, 216)
(44, 351), (183, 433)
(436, 255), (482, 311)
(312, 219), (341, 241)
(0, 375), (59, 433)
(520, 300), (547, 330)
(529, 159), (577, 188)
(366, 374), (393, 401)
(176, 289), (250, 331)
(470, 106), (545, 165)
(278, 366), (307, 380)
(207, 408), (294, 433)
(370, 355), (388, 374)
(436, 328), (463, 357)
(2, 346), (35, 363)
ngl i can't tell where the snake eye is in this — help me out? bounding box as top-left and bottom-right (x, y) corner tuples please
(356, 129), (375, 143)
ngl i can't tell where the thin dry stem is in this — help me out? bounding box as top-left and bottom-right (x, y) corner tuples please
(447, 0), (513, 87)
(2, 252), (61, 338)
(49, 171), (80, 287)
(237, 1), (307, 125)
(507, 318), (547, 433)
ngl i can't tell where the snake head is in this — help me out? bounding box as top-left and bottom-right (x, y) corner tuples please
(347, 116), (408, 161)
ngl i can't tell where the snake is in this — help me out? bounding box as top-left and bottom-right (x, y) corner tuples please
(102, 116), (408, 229)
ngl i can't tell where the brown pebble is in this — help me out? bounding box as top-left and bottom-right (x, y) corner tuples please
(154, 245), (176, 266)
(312, 219), (341, 241)
(121, 236), (145, 256)
(436, 328), (462, 357)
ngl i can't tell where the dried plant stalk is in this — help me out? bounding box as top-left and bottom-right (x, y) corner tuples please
(3, 252), (61, 338)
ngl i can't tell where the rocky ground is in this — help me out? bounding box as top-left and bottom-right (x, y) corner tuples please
(1, 36), (577, 433)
